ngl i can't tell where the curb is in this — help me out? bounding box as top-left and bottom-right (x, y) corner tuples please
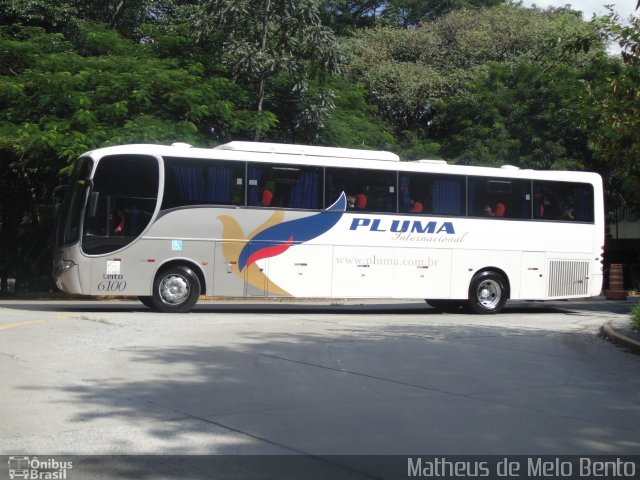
(600, 320), (640, 354)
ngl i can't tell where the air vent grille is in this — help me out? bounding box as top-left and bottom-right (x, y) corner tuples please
(547, 260), (589, 297)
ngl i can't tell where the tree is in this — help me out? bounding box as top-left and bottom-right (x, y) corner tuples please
(381, 0), (505, 28)
(190, 0), (341, 140)
(320, 0), (385, 33)
(319, 0), (506, 32)
(0, 0), (79, 35)
(0, 22), (252, 292)
(341, 4), (606, 159)
(315, 77), (397, 149)
(588, 7), (640, 210)
(434, 61), (601, 169)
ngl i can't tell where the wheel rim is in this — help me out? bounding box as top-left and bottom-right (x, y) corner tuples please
(475, 279), (501, 310)
(158, 274), (190, 305)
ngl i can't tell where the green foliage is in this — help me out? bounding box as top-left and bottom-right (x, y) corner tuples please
(381, 0), (505, 28)
(435, 61), (596, 169)
(320, 0), (506, 33)
(0, 0), (79, 36)
(342, 4), (601, 135)
(395, 131), (441, 160)
(589, 8), (640, 210)
(631, 303), (640, 331)
(315, 77), (397, 149)
(0, 23), (254, 158)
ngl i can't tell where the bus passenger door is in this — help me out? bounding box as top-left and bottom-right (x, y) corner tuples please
(521, 252), (546, 299)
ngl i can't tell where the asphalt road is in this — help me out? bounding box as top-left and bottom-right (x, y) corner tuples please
(0, 297), (639, 473)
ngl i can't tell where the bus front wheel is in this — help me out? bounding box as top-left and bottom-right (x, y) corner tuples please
(468, 271), (508, 314)
(151, 265), (201, 313)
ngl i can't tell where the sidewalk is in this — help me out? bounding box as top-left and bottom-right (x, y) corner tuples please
(600, 316), (640, 354)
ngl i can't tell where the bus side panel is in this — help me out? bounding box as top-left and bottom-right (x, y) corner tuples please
(212, 241), (247, 297)
(332, 246), (394, 298)
(449, 250), (522, 300)
(265, 244), (333, 297)
(82, 237), (214, 297)
(590, 270), (604, 297)
(54, 244), (87, 295)
(392, 248), (452, 299)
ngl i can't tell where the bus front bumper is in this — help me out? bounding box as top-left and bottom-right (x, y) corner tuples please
(53, 257), (82, 294)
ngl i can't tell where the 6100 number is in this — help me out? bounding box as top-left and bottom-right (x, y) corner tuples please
(97, 280), (127, 292)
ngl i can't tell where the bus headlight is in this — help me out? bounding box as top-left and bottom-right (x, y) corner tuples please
(61, 260), (75, 271)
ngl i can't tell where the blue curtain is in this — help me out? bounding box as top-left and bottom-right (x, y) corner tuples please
(205, 166), (232, 203)
(433, 179), (462, 215)
(173, 165), (201, 201)
(289, 171), (319, 209)
(173, 164), (233, 204)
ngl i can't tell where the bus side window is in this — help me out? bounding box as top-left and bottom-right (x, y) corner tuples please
(247, 163), (322, 209)
(162, 157), (244, 208)
(83, 154), (159, 255)
(325, 167), (396, 212)
(399, 173), (465, 216)
(533, 181), (594, 222)
(287, 167), (321, 209)
(468, 177), (530, 219)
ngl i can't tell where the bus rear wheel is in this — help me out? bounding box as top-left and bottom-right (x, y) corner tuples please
(468, 271), (508, 314)
(151, 265), (201, 313)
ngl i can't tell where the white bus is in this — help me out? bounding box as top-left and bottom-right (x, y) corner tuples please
(52, 141), (604, 313)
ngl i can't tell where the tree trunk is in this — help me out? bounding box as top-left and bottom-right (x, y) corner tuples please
(254, 0), (271, 141)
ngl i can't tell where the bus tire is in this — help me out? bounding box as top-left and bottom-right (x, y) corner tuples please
(138, 296), (154, 309)
(468, 271), (508, 314)
(151, 265), (201, 313)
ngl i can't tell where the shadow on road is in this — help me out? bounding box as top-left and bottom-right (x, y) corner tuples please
(0, 296), (635, 315)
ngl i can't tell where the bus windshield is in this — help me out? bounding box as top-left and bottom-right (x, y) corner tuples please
(56, 157), (93, 247)
(82, 154), (159, 255)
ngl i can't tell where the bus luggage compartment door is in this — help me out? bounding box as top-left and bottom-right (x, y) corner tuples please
(521, 252), (546, 299)
(332, 246), (392, 298)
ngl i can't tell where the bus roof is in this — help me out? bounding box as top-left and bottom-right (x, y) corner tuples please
(82, 142), (601, 184)
(214, 141), (400, 162)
